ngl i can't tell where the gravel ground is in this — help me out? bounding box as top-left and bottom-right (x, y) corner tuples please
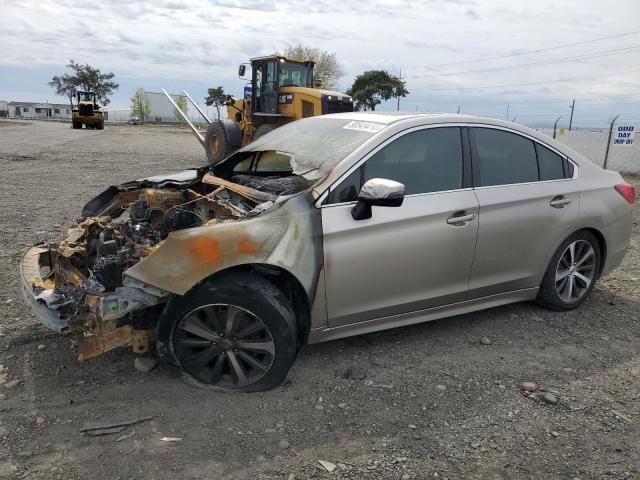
(0, 119), (639, 480)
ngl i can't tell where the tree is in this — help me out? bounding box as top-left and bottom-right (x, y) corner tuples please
(282, 44), (344, 89)
(173, 95), (187, 125)
(65, 59), (119, 106)
(347, 70), (408, 111)
(130, 88), (151, 123)
(48, 74), (77, 110)
(204, 87), (226, 119)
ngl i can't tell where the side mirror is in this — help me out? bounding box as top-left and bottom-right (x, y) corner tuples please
(351, 178), (405, 220)
(238, 64), (246, 77)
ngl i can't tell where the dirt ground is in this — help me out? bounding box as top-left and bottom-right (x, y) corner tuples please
(0, 119), (639, 480)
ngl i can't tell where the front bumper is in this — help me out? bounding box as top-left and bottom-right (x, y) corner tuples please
(20, 246), (70, 332)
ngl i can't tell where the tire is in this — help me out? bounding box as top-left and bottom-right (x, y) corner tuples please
(204, 121), (234, 164)
(254, 123), (277, 140)
(96, 119), (104, 130)
(536, 230), (601, 311)
(157, 272), (298, 392)
(72, 121), (81, 129)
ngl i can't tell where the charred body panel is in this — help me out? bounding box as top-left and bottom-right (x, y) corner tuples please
(20, 167), (325, 360)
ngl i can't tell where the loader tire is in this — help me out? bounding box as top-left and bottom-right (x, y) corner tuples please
(96, 119), (104, 130)
(204, 122), (234, 164)
(72, 121), (81, 129)
(254, 123), (277, 140)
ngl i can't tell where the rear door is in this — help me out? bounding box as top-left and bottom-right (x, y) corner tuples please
(468, 126), (579, 298)
(321, 126), (479, 326)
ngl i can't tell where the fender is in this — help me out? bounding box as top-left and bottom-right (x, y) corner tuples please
(219, 119), (242, 148)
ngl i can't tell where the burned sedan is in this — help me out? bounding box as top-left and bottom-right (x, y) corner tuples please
(21, 113), (634, 392)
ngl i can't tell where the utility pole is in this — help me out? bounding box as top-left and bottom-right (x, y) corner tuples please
(603, 114), (620, 169)
(457, 105), (461, 114)
(568, 99), (575, 131)
(505, 102), (510, 120)
(397, 68), (402, 111)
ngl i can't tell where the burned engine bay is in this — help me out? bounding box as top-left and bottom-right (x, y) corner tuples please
(28, 168), (314, 360)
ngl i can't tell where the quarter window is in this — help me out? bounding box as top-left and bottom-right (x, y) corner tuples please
(536, 143), (565, 181)
(473, 128), (538, 187)
(329, 127), (463, 203)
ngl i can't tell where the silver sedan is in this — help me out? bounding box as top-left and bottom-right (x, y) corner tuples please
(20, 112), (635, 391)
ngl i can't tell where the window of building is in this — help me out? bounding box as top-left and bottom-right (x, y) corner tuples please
(55, 108), (60, 114)
(23, 107), (29, 113)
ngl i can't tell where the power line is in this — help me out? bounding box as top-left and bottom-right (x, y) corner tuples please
(404, 29), (640, 69)
(411, 68), (640, 92)
(407, 45), (640, 79)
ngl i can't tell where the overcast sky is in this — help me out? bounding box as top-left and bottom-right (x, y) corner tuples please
(1, 0), (639, 127)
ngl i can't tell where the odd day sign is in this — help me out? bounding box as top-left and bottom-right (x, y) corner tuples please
(613, 125), (636, 146)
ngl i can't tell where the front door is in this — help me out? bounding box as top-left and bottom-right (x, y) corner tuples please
(321, 126), (479, 327)
(253, 60), (278, 115)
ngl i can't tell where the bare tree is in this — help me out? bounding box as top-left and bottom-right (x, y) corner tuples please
(282, 45), (345, 89)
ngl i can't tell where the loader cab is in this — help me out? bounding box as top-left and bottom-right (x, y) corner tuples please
(249, 56), (314, 115)
(76, 91), (99, 116)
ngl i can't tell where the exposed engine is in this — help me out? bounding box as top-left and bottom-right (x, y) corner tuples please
(34, 173), (280, 316)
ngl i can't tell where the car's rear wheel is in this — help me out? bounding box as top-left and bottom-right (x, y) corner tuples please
(536, 231), (601, 311)
(157, 272), (298, 392)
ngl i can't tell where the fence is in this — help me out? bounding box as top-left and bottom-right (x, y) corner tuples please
(538, 125), (639, 175)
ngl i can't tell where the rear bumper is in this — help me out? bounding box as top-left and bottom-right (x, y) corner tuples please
(20, 246), (70, 332)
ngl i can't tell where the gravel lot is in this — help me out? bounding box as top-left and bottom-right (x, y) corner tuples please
(0, 119), (639, 480)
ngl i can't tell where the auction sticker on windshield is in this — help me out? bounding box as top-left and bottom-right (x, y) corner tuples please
(343, 120), (386, 133)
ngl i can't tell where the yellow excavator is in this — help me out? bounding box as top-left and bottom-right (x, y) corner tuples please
(165, 55), (353, 164)
(72, 91), (104, 130)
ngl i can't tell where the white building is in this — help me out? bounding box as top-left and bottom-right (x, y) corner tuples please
(145, 91), (190, 123)
(0, 100), (8, 117)
(103, 109), (132, 123)
(144, 91), (214, 124)
(7, 101), (71, 119)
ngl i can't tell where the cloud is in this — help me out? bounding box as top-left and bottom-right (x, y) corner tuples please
(1, 0), (639, 125)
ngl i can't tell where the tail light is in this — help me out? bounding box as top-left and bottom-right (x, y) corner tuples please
(614, 183), (636, 204)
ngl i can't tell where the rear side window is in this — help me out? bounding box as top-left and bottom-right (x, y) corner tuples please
(328, 127), (463, 203)
(536, 143), (564, 181)
(473, 128), (538, 187)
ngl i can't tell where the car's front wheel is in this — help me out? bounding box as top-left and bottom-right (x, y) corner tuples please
(157, 272), (298, 392)
(536, 230), (601, 311)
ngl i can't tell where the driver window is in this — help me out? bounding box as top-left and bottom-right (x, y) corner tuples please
(255, 66), (263, 98)
(328, 127), (463, 204)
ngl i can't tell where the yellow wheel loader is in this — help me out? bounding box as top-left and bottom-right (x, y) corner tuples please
(72, 91), (104, 130)
(164, 55), (353, 164)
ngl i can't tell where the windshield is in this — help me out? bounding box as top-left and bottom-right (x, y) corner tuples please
(78, 92), (93, 102)
(279, 62), (311, 87)
(232, 117), (385, 180)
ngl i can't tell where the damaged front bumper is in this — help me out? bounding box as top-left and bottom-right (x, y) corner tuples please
(21, 246), (71, 332)
(20, 246), (169, 360)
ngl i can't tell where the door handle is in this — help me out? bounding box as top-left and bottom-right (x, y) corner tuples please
(447, 212), (476, 225)
(550, 196), (571, 208)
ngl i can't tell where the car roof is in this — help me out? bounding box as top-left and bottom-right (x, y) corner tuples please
(312, 111), (603, 198)
(323, 111), (585, 158)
